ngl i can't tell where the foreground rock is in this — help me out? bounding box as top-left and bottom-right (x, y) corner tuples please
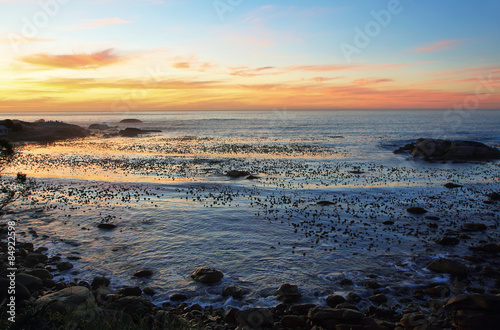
(395, 139), (500, 161)
(426, 258), (468, 275)
(191, 267), (224, 283)
(275, 283), (301, 303)
(446, 294), (500, 329)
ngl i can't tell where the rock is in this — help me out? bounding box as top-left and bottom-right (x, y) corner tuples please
(170, 293), (187, 301)
(400, 312), (427, 328)
(117, 286), (142, 296)
(16, 273), (44, 293)
(326, 294), (346, 307)
(365, 306), (396, 320)
(462, 222), (487, 232)
(446, 294), (500, 330)
(317, 201), (335, 206)
(288, 304), (316, 315)
(191, 267), (224, 283)
(91, 276), (110, 289)
(369, 293), (388, 305)
(401, 139), (500, 161)
(35, 286), (97, 316)
(469, 243), (500, 253)
(487, 192), (500, 200)
(226, 170), (250, 178)
(426, 258), (468, 275)
(97, 223), (117, 229)
(424, 285), (450, 297)
(7, 120), (89, 143)
(425, 216), (440, 220)
(0, 278), (31, 302)
(407, 207), (428, 215)
(133, 269), (153, 278)
(108, 295), (155, 317)
(222, 286), (244, 299)
(246, 175), (259, 180)
(118, 127), (161, 137)
(26, 268), (53, 280)
(281, 315), (308, 328)
(436, 236), (460, 246)
(383, 220), (394, 225)
(143, 287), (155, 296)
(347, 292), (362, 303)
(275, 283), (301, 303)
(364, 280), (381, 289)
(224, 307), (239, 324)
(340, 278), (354, 286)
(445, 182), (462, 188)
(119, 119), (143, 123)
(23, 253), (48, 267)
(56, 261), (74, 271)
(307, 306), (364, 322)
(235, 308), (274, 328)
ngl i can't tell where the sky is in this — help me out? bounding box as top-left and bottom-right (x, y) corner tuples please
(0, 0), (499, 112)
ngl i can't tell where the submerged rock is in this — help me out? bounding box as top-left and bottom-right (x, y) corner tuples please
(275, 283), (301, 303)
(226, 170), (250, 178)
(119, 119), (143, 123)
(222, 286), (244, 299)
(97, 223), (117, 229)
(426, 258), (468, 275)
(407, 207), (428, 215)
(445, 182), (462, 188)
(436, 237), (460, 246)
(462, 223), (487, 232)
(317, 201), (335, 206)
(191, 267), (224, 284)
(133, 270), (153, 278)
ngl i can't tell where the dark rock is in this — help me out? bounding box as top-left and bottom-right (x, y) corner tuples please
(0, 278), (32, 302)
(235, 308), (274, 328)
(56, 261), (74, 271)
(119, 119), (143, 123)
(23, 253), (48, 267)
(7, 120), (89, 143)
(118, 127), (161, 137)
(469, 243), (500, 253)
(88, 124), (109, 130)
(369, 293), (388, 305)
(224, 307), (239, 324)
(91, 276), (110, 289)
(425, 216), (440, 220)
(426, 258), (468, 275)
(143, 287), (155, 296)
(16, 273), (43, 293)
(365, 305), (396, 320)
(347, 292), (362, 303)
(170, 293), (187, 301)
(275, 283), (301, 303)
(97, 223), (117, 229)
(35, 286), (97, 316)
(340, 278), (354, 286)
(487, 192), (500, 200)
(445, 182), (462, 188)
(425, 285), (450, 298)
(191, 267), (224, 284)
(462, 222), (487, 232)
(446, 294), (500, 330)
(307, 306), (364, 322)
(26, 268), (53, 280)
(326, 294), (346, 307)
(226, 170), (250, 178)
(222, 286), (244, 299)
(281, 315), (308, 328)
(436, 237), (460, 246)
(133, 269), (153, 278)
(364, 280), (381, 289)
(109, 295), (155, 317)
(383, 220), (394, 225)
(246, 175), (259, 180)
(401, 139), (500, 161)
(117, 286), (142, 296)
(288, 304), (316, 315)
(407, 207), (428, 215)
(317, 201), (335, 206)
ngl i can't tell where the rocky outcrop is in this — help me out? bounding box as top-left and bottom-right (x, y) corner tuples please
(190, 267), (224, 284)
(446, 294), (500, 330)
(118, 127), (161, 137)
(395, 139), (500, 161)
(5, 119), (89, 143)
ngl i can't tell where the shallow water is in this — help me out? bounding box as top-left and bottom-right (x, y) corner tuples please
(3, 110), (500, 308)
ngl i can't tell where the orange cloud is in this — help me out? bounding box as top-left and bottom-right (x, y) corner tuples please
(352, 78), (394, 86)
(417, 39), (461, 52)
(68, 18), (132, 30)
(19, 49), (126, 69)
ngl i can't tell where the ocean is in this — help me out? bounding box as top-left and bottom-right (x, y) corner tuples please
(3, 110), (500, 309)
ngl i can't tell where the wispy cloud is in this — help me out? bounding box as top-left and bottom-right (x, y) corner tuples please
(417, 39), (462, 52)
(68, 18), (132, 30)
(0, 37), (51, 44)
(19, 49), (127, 69)
(352, 78), (394, 86)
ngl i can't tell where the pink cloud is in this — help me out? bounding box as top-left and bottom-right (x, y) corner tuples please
(352, 78), (394, 86)
(19, 49), (126, 69)
(68, 18), (131, 30)
(417, 39), (461, 52)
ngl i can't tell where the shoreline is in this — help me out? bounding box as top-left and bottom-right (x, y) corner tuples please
(2, 199), (500, 329)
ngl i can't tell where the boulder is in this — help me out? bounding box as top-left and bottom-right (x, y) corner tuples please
(143, 287), (155, 296)
(396, 139), (500, 161)
(222, 286), (244, 299)
(170, 293), (187, 302)
(436, 237), (460, 246)
(326, 294), (346, 307)
(117, 286), (142, 296)
(133, 270), (153, 278)
(317, 201), (335, 206)
(462, 223), (487, 232)
(445, 183), (462, 188)
(191, 267), (224, 284)
(23, 253), (48, 267)
(407, 207), (428, 215)
(16, 273), (43, 293)
(275, 283), (301, 303)
(35, 286), (96, 316)
(107, 295), (155, 316)
(97, 223), (116, 229)
(0, 278), (31, 302)
(364, 280), (381, 289)
(446, 294), (500, 330)
(226, 170), (250, 178)
(307, 306), (364, 323)
(91, 276), (110, 290)
(369, 293), (388, 305)
(235, 308), (274, 328)
(56, 261), (74, 271)
(426, 258), (468, 275)
(26, 268), (53, 280)
(88, 124), (109, 130)
(469, 243), (500, 253)
(487, 192), (500, 200)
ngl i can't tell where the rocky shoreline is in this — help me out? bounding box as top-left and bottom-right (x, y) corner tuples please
(2, 217), (500, 330)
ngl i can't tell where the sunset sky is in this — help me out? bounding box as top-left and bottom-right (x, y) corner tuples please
(1, 0), (499, 112)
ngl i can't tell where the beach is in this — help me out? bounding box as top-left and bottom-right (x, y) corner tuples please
(2, 110), (500, 329)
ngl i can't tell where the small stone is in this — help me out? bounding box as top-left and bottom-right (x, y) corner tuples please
(117, 286), (142, 296)
(407, 207), (428, 215)
(170, 293), (187, 301)
(462, 223), (487, 232)
(143, 287), (156, 296)
(326, 294), (346, 307)
(340, 278), (353, 286)
(97, 223), (116, 229)
(191, 267), (224, 284)
(436, 237), (460, 246)
(369, 294), (388, 305)
(91, 276), (110, 289)
(222, 286), (244, 299)
(56, 261), (74, 271)
(133, 270), (153, 278)
(445, 183), (462, 188)
(364, 280), (381, 289)
(347, 292), (362, 303)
